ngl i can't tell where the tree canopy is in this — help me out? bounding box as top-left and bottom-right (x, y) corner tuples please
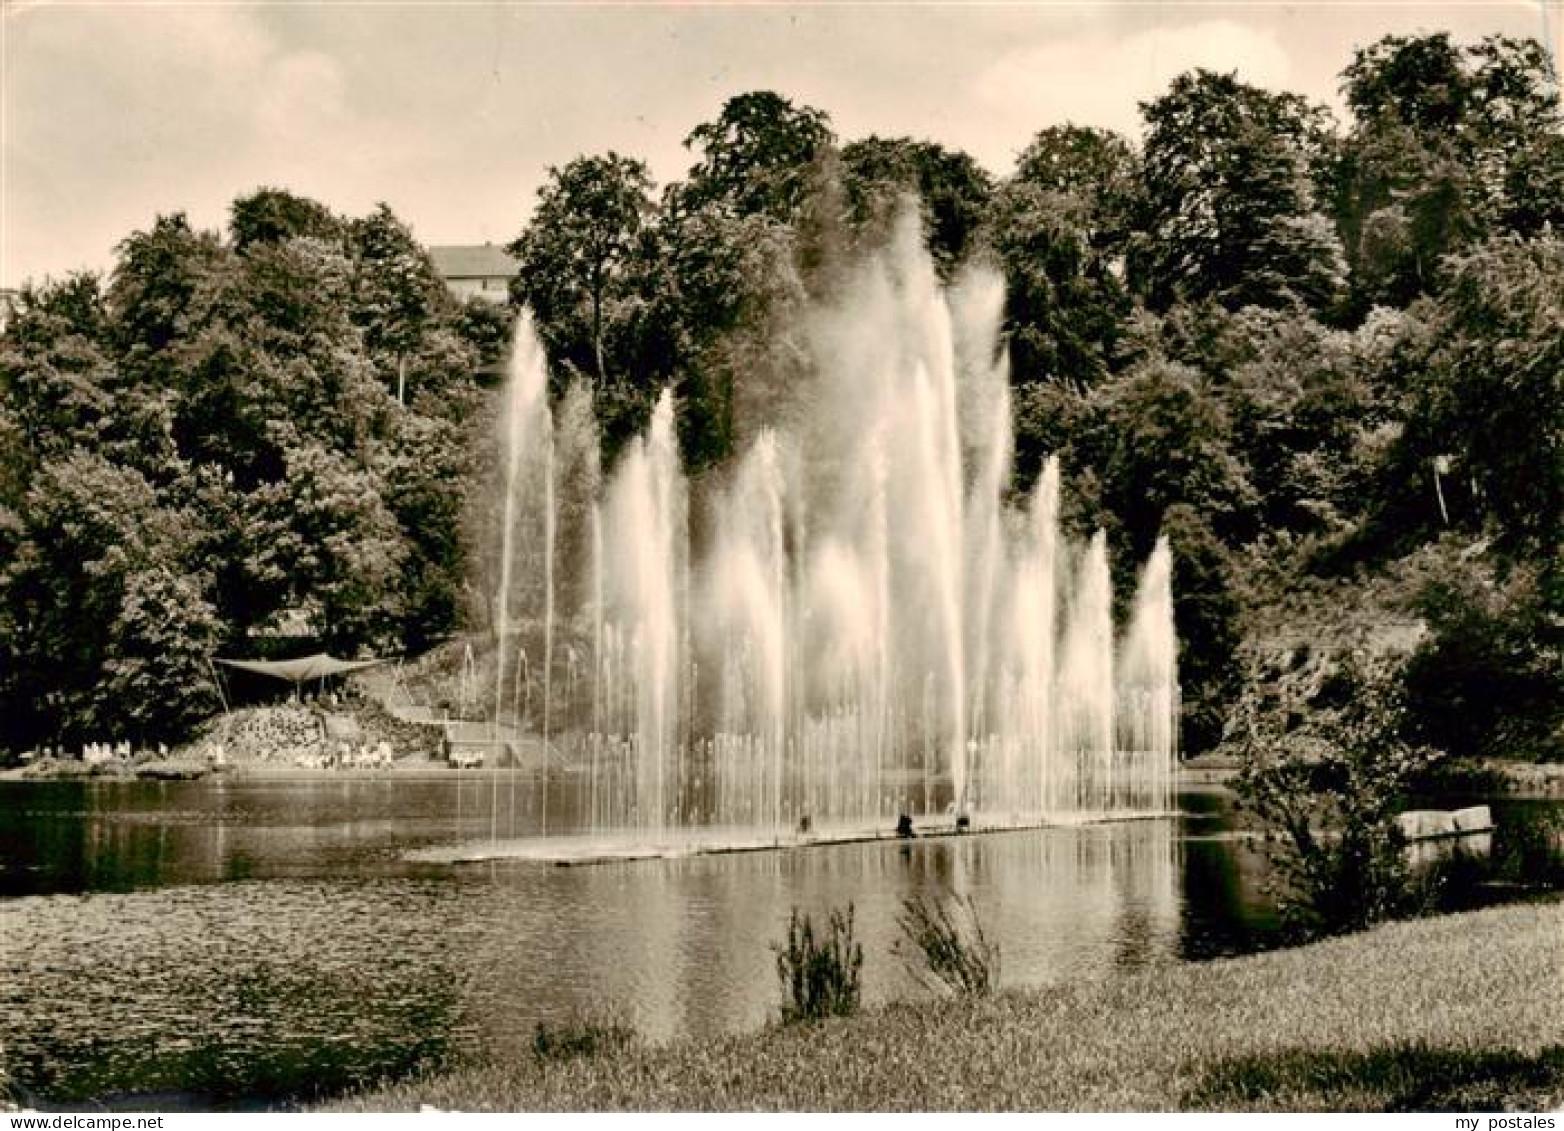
(0, 197), (491, 749)
(4, 36), (1560, 762)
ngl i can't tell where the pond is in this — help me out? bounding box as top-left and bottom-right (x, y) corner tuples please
(0, 775), (1540, 1110)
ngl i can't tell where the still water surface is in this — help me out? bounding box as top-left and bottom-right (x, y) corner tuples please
(2, 775), (1277, 1109)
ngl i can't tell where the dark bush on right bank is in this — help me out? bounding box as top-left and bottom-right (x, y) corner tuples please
(1234, 656), (1439, 938)
(1491, 809), (1564, 889)
(1402, 560), (1562, 764)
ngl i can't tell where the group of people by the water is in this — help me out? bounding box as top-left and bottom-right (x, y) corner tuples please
(21, 739), (170, 765)
(291, 740), (396, 770)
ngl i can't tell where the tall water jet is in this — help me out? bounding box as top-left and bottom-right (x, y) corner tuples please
(708, 431), (789, 830)
(550, 380), (603, 823)
(999, 456), (1060, 818)
(601, 390), (685, 831)
(492, 312), (554, 832)
(951, 266), (1012, 764)
(908, 357), (967, 809)
(1119, 537), (1179, 815)
(474, 221), (1177, 850)
(805, 537), (876, 820)
(1058, 532), (1116, 812)
(915, 244), (970, 812)
(590, 501), (604, 827)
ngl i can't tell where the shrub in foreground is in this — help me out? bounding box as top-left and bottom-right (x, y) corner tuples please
(893, 891), (999, 997)
(774, 904), (863, 1024)
(1233, 655), (1437, 937)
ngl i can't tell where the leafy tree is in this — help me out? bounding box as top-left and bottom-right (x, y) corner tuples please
(1335, 129), (1479, 310)
(2, 272), (110, 352)
(994, 129), (1141, 384)
(2, 269), (185, 491)
(95, 567), (223, 742)
(453, 296), (515, 379)
(1051, 358), (1254, 752)
(0, 404), (27, 523)
(839, 136), (993, 273)
(1131, 70), (1343, 312)
(0, 188), (490, 752)
(104, 219), (234, 491)
(1008, 378), (1091, 497)
(1343, 32), (1471, 135)
(1385, 236), (1563, 550)
(174, 462), (288, 642)
(0, 302), (116, 463)
(677, 91), (835, 223)
(381, 410), (472, 650)
(1233, 653), (1438, 937)
(162, 236), (378, 486)
(1090, 357), (1258, 551)
(225, 234), (358, 366)
(985, 182), (1130, 388)
(1461, 35), (1564, 235)
(1223, 308), (1374, 534)
(1161, 504), (1244, 753)
(508, 153), (657, 387)
(162, 321), (281, 486)
(1013, 124), (1138, 248)
(108, 214), (230, 366)
(349, 203), (451, 400)
(653, 203), (803, 469)
(230, 187), (344, 252)
(0, 452), (219, 747)
(1335, 34), (1564, 310)
(259, 442), (406, 650)
(1403, 556), (1561, 762)
(1115, 299), (1260, 385)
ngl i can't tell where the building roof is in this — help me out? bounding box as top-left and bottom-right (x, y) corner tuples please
(428, 244), (521, 280)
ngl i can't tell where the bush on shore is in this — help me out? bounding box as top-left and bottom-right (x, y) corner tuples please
(774, 905), (863, 1024)
(893, 891), (999, 997)
(1233, 653), (1441, 937)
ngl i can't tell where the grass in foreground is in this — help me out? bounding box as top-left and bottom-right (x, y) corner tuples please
(329, 899), (1564, 1112)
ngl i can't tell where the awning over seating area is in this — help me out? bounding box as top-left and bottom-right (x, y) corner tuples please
(214, 653), (391, 685)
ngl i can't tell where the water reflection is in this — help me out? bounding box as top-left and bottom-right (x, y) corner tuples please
(0, 777), (1279, 1109)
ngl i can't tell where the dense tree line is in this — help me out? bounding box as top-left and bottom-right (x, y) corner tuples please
(2, 32), (1558, 759)
(0, 197), (495, 748)
(499, 35), (1560, 757)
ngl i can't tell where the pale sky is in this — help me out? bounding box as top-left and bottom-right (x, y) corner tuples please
(2, 1), (1557, 288)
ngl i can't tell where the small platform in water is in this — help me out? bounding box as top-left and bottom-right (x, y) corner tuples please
(406, 810), (1174, 867)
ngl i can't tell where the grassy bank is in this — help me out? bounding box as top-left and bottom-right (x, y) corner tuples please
(332, 899), (1564, 1112)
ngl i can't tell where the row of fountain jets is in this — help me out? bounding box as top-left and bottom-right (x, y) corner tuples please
(486, 218), (1178, 836)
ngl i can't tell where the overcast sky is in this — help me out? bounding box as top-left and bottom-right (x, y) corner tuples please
(2, 1), (1557, 288)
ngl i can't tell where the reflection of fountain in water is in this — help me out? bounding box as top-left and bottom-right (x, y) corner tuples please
(486, 217), (1178, 848)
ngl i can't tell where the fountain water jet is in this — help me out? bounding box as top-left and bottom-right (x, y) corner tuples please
(491, 311), (552, 840)
(465, 218), (1179, 861)
(1118, 537), (1179, 815)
